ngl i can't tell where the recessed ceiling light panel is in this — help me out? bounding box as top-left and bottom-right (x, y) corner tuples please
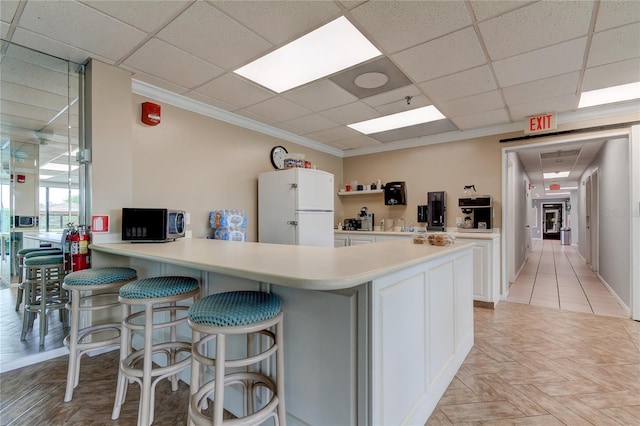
(579, 81), (640, 108)
(543, 171), (570, 179)
(234, 16), (381, 93)
(348, 105), (446, 134)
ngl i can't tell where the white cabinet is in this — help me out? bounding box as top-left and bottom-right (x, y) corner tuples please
(334, 234), (349, 247)
(349, 235), (375, 245)
(334, 232), (411, 247)
(455, 236), (500, 307)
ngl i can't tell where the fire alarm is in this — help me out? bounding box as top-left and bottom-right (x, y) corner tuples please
(141, 102), (161, 126)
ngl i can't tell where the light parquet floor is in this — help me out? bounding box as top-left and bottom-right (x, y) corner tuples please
(428, 302), (640, 425)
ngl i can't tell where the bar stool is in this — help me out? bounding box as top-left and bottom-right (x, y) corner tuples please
(112, 276), (201, 426)
(20, 254), (68, 346)
(187, 291), (285, 425)
(15, 248), (62, 311)
(62, 267), (138, 402)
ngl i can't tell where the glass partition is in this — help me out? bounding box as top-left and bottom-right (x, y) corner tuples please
(0, 42), (82, 285)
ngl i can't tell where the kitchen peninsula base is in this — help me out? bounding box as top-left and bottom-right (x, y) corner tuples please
(90, 238), (474, 425)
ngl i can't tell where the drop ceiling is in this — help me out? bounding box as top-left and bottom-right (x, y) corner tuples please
(1, 0), (639, 190)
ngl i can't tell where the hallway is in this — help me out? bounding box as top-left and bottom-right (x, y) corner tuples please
(507, 239), (629, 318)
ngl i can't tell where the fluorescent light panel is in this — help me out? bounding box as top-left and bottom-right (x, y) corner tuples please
(41, 163), (79, 172)
(543, 171), (570, 179)
(579, 81), (640, 108)
(348, 105), (446, 134)
(234, 16), (381, 93)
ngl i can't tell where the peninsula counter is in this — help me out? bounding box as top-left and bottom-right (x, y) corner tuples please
(91, 238), (474, 425)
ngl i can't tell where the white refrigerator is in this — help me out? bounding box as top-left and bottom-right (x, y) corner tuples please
(258, 168), (335, 247)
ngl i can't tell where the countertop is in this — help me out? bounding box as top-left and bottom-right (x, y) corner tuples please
(90, 238), (473, 291)
(335, 229), (501, 239)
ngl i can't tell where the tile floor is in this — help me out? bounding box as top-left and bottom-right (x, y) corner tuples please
(1, 302), (638, 425)
(506, 239), (629, 317)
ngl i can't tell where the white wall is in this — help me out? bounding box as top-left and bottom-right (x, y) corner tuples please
(580, 137), (631, 306)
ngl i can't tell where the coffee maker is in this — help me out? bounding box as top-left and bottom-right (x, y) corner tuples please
(458, 196), (493, 233)
(358, 206), (374, 231)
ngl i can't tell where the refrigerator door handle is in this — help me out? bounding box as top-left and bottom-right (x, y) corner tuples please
(290, 183), (298, 188)
(287, 220), (298, 226)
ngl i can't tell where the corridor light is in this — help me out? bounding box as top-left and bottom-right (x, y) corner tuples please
(543, 171), (570, 179)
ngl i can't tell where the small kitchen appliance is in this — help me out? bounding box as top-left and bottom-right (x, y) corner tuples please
(458, 196), (493, 233)
(13, 215), (39, 227)
(427, 191), (446, 231)
(358, 207), (374, 231)
(122, 208), (186, 242)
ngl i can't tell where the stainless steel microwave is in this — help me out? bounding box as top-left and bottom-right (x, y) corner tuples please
(13, 215), (38, 227)
(122, 208), (186, 242)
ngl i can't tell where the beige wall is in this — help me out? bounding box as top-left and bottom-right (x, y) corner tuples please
(130, 94), (343, 241)
(341, 134), (507, 230)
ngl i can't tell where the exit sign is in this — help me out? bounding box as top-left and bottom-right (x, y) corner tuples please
(525, 112), (557, 134)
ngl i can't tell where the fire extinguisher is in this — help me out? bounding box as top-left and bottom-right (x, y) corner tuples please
(71, 225), (91, 271)
(62, 223), (74, 272)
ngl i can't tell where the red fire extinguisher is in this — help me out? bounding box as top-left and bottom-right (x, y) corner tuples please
(71, 225), (91, 271)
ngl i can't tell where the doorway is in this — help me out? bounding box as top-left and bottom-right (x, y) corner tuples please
(542, 203), (563, 240)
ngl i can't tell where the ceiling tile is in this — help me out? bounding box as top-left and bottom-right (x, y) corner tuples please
(502, 72), (580, 105)
(587, 22), (640, 68)
(128, 72), (189, 96)
(469, 1), (535, 22)
(361, 84), (422, 108)
(185, 91), (240, 112)
(1, 81), (70, 113)
(0, 1), (19, 23)
(392, 27), (486, 83)
(449, 108), (510, 130)
(282, 80), (357, 112)
(194, 73), (274, 109)
(582, 58), (640, 91)
(334, 135), (382, 150)
(308, 126), (364, 143)
(123, 38), (224, 89)
(350, 0), (471, 53)
(595, 0), (640, 32)
(478, 1), (593, 60)
(319, 101), (380, 125)
(1, 22), (9, 39)
(11, 27), (110, 65)
(80, 0), (191, 33)
(243, 97), (312, 123)
(437, 90), (505, 118)
(419, 65), (497, 103)
(1, 55), (71, 96)
(374, 95), (431, 116)
(212, 0), (342, 45)
(18, 1), (147, 62)
(233, 109), (278, 127)
(156, 1), (273, 70)
(283, 114), (340, 134)
(509, 93), (578, 120)
(493, 37), (586, 87)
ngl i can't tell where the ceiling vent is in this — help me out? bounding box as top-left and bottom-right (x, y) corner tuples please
(540, 149), (581, 159)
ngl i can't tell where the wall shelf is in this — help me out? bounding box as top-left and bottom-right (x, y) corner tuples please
(338, 189), (383, 196)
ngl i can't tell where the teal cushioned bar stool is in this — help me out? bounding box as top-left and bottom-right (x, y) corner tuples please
(111, 276), (200, 426)
(20, 254), (68, 346)
(187, 291), (285, 425)
(62, 267), (138, 402)
(15, 248), (63, 311)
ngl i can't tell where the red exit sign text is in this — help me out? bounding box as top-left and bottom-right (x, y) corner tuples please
(525, 112), (557, 135)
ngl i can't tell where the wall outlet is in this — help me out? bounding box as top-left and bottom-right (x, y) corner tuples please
(185, 230), (193, 238)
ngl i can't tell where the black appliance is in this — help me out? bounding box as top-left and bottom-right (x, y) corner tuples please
(458, 196), (493, 232)
(122, 208), (186, 242)
(384, 182), (406, 205)
(427, 191), (446, 231)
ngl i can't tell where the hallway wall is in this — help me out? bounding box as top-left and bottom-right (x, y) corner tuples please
(580, 137), (631, 307)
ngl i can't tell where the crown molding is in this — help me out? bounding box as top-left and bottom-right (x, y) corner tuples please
(132, 79), (638, 159)
(131, 79), (344, 157)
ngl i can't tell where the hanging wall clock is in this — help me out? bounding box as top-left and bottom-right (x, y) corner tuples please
(270, 145), (288, 169)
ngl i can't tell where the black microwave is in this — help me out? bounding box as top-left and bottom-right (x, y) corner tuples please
(122, 208), (186, 242)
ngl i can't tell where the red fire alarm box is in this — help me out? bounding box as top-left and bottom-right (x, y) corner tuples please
(141, 102), (161, 126)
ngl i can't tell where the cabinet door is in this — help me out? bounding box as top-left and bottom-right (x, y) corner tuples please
(334, 236), (349, 247)
(350, 235), (375, 245)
